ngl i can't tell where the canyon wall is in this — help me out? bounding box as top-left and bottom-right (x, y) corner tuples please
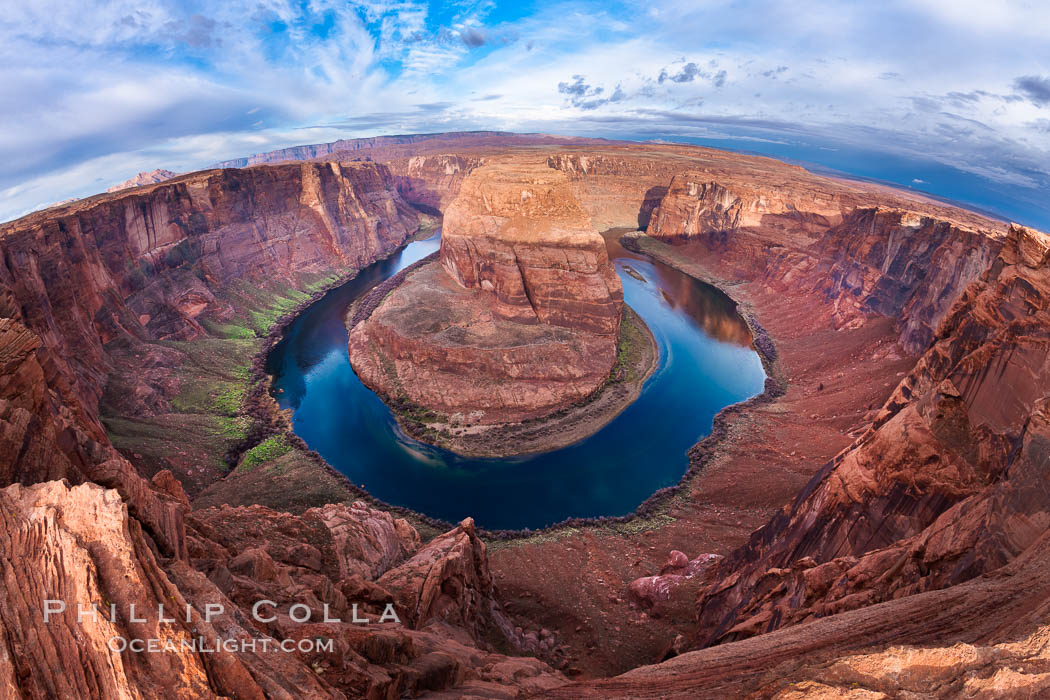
(0, 316), (186, 559)
(0, 161), (417, 421)
(440, 159), (623, 335)
(0, 157), (419, 572)
(546, 152), (683, 230)
(817, 208), (1003, 353)
(690, 224), (1050, 648)
(645, 175), (1005, 352)
(348, 157), (626, 430)
(517, 147), (1046, 698)
(385, 153), (486, 213)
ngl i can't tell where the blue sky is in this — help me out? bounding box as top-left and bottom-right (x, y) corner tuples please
(3, 0), (1050, 228)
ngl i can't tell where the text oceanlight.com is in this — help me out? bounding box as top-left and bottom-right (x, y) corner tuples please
(108, 636), (334, 654)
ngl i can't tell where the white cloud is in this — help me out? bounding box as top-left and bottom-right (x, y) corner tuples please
(1, 0), (1049, 225)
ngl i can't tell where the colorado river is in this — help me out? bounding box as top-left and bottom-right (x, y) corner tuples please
(265, 230), (765, 530)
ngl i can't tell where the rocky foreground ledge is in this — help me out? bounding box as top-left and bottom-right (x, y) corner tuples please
(347, 158), (657, 456)
(0, 478), (567, 697)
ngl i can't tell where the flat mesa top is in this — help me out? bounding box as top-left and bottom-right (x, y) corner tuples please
(367, 262), (583, 349)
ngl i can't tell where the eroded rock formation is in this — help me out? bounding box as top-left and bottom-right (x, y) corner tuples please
(0, 478), (564, 698)
(348, 158), (626, 435)
(387, 154), (486, 213)
(645, 175), (1005, 353)
(439, 160), (623, 335)
(686, 224), (1050, 648)
(0, 160), (417, 426)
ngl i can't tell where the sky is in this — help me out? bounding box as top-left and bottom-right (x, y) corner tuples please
(2, 0), (1050, 229)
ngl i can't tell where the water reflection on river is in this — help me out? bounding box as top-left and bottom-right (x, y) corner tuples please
(266, 229), (766, 530)
(603, 231), (754, 349)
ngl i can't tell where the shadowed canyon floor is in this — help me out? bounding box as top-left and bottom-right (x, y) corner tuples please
(2, 132), (1049, 698)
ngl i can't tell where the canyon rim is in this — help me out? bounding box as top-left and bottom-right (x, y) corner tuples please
(4, 3), (1050, 698)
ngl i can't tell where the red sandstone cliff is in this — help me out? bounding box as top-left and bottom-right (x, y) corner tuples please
(348, 157), (625, 431)
(664, 224), (1050, 653)
(440, 159), (623, 335)
(0, 161), (417, 427)
(618, 167), (1037, 655)
(645, 174), (1005, 353)
(386, 153), (485, 212)
(0, 478), (564, 698)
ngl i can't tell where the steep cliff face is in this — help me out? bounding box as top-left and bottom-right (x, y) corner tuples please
(440, 159), (623, 335)
(0, 157), (418, 561)
(690, 224), (1050, 648)
(645, 176), (1005, 352)
(816, 208), (1003, 352)
(0, 479), (564, 699)
(0, 161), (417, 420)
(0, 317), (186, 559)
(385, 153), (485, 212)
(545, 153), (683, 230)
(645, 172), (851, 242)
(348, 158), (626, 435)
(646, 179), (746, 237)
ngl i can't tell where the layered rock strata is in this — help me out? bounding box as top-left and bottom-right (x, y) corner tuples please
(439, 160), (624, 335)
(646, 174), (1005, 352)
(348, 159), (627, 438)
(0, 160), (417, 428)
(690, 224), (1050, 648)
(349, 261), (621, 427)
(386, 154), (486, 212)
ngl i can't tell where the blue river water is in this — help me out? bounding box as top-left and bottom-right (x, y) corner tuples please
(265, 231), (766, 530)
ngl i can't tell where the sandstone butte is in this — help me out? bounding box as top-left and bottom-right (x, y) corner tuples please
(347, 159), (632, 453)
(1, 131), (1050, 698)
